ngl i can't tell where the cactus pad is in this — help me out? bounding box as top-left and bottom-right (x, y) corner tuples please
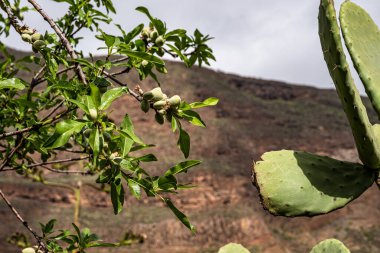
(340, 2), (380, 118)
(318, 0), (380, 169)
(310, 239), (350, 253)
(218, 243), (251, 253)
(253, 150), (376, 216)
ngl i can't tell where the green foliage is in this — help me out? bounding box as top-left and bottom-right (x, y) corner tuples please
(0, 0), (217, 251)
(310, 239), (350, 253)
(218, 243), (251, 253)
(253, 0), (380, 218)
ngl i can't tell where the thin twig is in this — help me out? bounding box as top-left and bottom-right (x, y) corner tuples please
(27, 156), (90, 168)
(27, 65), (46, 100)
(0, 189), (46, 250)
(0, 139), (25, 171)
(27, 0), (87, 84)
(102, 70), (141, 100)
(40, 164), (92, 175)
(0, 127), (35, 139)
(41, 100), (65, 122)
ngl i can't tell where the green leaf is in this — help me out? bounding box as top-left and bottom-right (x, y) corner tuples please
(124, 24), (144, 43)
(90, 84), (101, 108)
(111, 173), (125, 215)
(68, 99), (89, 114)
(0, 78), (25, 90)
(189, 97), (219, 109)
(45, 120), (87, 149)
(157, 174), (177, 191)
(178, 128), (190, 158)
(89, 128), (100, 161)
(120, 114), (143, 144)
(119, 49), (165, 66)
(178, 110), (206, 127)
(127, 178), (141, 199)
(121, 135), (134, 158)
(99, 87), (126, 110)
(165, 198), (195, 232)
(135, 153), (157, 162)
(165, 160), (201, 176)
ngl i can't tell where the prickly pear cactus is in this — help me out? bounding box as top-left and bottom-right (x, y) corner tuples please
(218, 243), (251, 253)
(254, 150), (376, 216)
(252, 0), (380, 218)
(340, 2), (380, 119)
(310, 239), (350, 253)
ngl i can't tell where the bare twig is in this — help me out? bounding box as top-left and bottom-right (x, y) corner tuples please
(40, 164), (92, 175)
(41, 100), (65, 122)
(0, 139), (25, 171)
(27, 156), (90, 168)
(0, 189), (46, 250)
(0, 127), (35, 139)
(27, 0), (87, 84)
(102, 70), (141, 100)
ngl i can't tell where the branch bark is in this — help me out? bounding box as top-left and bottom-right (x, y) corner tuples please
(27, 0), (87, 85)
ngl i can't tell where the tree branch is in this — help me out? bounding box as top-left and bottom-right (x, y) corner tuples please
(0, 189), (46, 250)
(26, 156), (90, 168)
(27, 0), (87, 85)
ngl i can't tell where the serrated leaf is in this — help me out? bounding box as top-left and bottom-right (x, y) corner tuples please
(189, 97), (219, 109)
(45, 120), (86, 149)
(165, 198), (195, 232)
(99, 87), (126, 110)
(127, 178), (141, 199)
(111, 175), (125, 215)
(178, 128), (190, 158)
(0, 78), (25, 90)
(165, 160), (201, 176)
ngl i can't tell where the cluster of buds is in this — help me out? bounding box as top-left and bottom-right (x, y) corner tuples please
(140, 87), (181, 124)
(141, 26), (165, 56)
(19, 27), (46, 52)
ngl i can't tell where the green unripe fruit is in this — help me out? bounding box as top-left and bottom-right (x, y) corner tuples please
(168, 95), (181, 108)
(21, 28), (34, 35)
(22, 248), (36, 253)
(157, 47), (165, 57)
(149, 30), (158, 41)
(153, 100), (166, 109)
(32, 40), (46, 50)
(83, 129), (92, 138)
(140, 99), (150, 113)
(155, 36), (165, 47)
(141, 60), (149, 67)
(103, 132), (112, 142)
(158, 109), (167, 115)
(141, 27), (150, 38)
(21, 34), (32, 42)
(89, 108), (98, 121)
(155, 113), (164, 125)
(143, 87), (164, 101)
(31, 33), (43, 42)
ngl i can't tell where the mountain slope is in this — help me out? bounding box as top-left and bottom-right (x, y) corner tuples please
(0, 56), (379, 253)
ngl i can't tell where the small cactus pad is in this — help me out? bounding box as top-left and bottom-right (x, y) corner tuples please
(310, 239), (350, 253)
(218, 243), (251, 253)
(318, 0), (380, 169)
(340, 2), (380, 118)
(253, 150), (376, 216)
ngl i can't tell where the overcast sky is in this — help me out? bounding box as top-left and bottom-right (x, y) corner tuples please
(2, 0), (380, 92)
